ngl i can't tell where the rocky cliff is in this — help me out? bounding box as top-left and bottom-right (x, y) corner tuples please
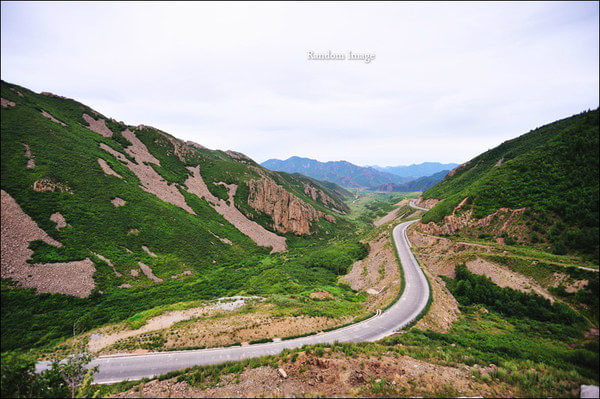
(247, 179), (336, 235)
(419, 196), (529, 244)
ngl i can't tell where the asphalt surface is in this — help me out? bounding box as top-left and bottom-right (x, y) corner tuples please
(36, 208), (430, 384)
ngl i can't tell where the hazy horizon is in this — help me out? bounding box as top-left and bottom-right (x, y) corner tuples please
(2, 1), (598, 166)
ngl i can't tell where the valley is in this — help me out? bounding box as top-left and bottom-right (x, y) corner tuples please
(1, 81), (598, 398)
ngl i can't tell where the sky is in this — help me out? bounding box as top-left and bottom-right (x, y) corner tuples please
(1, 1), (598, 166)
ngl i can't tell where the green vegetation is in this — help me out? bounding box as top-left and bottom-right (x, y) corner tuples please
(423, 109), (599, 262)
(347, 190), (419, 229)
(1, 348), (97, 398)
(0, 80), (375, 355)
(383, 307), (598, 391)
(445, 265), (582, 327)
(94, 305), (598, 397)
(2, 80), (597, 397)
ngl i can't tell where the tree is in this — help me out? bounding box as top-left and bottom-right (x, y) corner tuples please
(59, 351), (97, 398)
(56, 319), (99, 398)
(1, 351), (42, 398)
(0, 352), (68, 398)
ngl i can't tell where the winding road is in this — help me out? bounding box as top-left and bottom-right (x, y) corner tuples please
(37, 203), (430, 384)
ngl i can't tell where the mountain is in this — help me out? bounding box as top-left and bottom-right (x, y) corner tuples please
(261, 156), (411, 188)
(0, 80), (354, 351)
(370, 170), (450, 192)
(420, 109), (599, 261)
(370, 162), (459, 178)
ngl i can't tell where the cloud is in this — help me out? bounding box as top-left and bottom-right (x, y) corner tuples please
(2, 1), (598, 166)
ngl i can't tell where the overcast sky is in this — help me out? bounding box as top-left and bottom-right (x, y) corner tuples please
(1, 1), (598, 166)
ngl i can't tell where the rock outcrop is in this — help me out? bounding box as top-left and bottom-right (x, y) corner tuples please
(446, 161), (470, 177)
(185, 166), (287, 253)
(247, 179), (335, 235)
(303, 183), (347, 214)
(415, 196), (440, 210)
(420, 197), (527, 237)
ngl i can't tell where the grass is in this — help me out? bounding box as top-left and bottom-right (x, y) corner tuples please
(94, 308), (598, 397)
(0, 79), (383, 354)
(422, 109), (599, 262)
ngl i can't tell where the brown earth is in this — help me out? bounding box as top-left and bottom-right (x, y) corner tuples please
(373, 207), (400, 227)
(415, 196), (440, 210)
(209, 231), (233, 245)
(138, 262), (163, 283)
(341, 230), (401, 313)
(94, 252), (122, 277)
(87, 299), (351, 356)
(309, 291), (335, 300)
(50, 211), (68, 230)
(98, 158), (123, 178)
(465, 257), (554, 302)
(446, 161), (470, 177)
(83, 113), (113, 137)
(1, 97), (16, 107)
(23, 144), (35, 169)
(141, 245), (158, 257)
(1, 189), (95, 297)
(414, 268), (460, 333)
(10, 88), (24, 97)
(121, 128), (196, 214)
(40, 109), (67, 126)
(111, 197), (126, 207)
(111, 350), (510, 398)
(419, 201), (528, 239)
(99, 131), (195, 214)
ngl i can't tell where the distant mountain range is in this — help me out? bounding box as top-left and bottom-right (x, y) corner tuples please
(261, 156), (456, 191)
(371, 170), (451, 192)
(369, 162), (459, 179)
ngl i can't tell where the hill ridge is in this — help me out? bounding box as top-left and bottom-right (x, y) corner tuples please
(421, 109), (599, 261)
(0, 80), (351, 300)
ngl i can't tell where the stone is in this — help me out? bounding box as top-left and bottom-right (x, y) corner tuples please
(278, 368), (288, 379)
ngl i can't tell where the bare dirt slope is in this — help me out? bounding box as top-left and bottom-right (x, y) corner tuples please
(1, 189), (95, 297)
(185, 166), (287, 253)
(341, 230), (401, 313)
(86, 300), (350, 355)
(111, 349), (511, 398)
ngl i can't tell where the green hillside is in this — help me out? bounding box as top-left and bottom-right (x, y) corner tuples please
(0, 80), (363, 352)
(422, 109), (599, 261)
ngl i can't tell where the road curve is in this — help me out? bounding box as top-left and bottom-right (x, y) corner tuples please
(37, 208), (430, 384)
(409, 199), (430, 212)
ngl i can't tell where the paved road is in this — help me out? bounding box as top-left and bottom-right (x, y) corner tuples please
(409, 199), (430, 212)
(37, 210), (430, 384)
